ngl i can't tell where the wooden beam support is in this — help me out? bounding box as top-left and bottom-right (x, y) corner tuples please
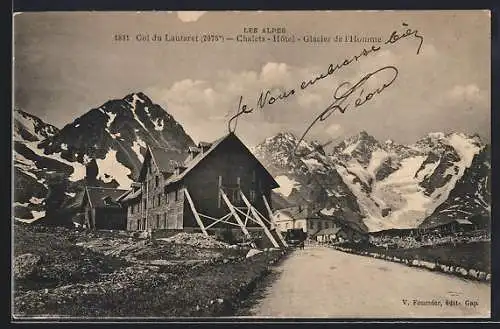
(240, 191), (280, 248)
(235, 207), (260, 225)
(184, 188), (208, 237)
(263, 194), (288, 248)
(220, 189), (253, 242)
(203, 213), (233, 229)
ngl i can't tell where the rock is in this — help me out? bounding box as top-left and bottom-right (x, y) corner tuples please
(246, 249), (263, 258)
(478, 272), (486, 280)
(486, 274), (491, 281)
(14, 253), (41, 279)
(222, 258), (229, 264)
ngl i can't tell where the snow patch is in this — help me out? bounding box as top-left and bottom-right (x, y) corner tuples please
(128, 97), (148, 131)
(415, 159), (440, 182)
(25, 142), (86, 182)
(132, 138), (145, 162)
(29, 197), (43, 204)
(367, 149), (389, 176)
(31, 210), (46, 220)
(320, 208), (336, 216)
(274, 175), (300, 197)
(428, 132), (445, 139)
(342, 140), (360, 155)
(107, 112), (117, 128)
(302, 158), (324, 171)
(96, 149), (133, 188)
(61, 143), (68, 151)
(153, 118), (164, 131)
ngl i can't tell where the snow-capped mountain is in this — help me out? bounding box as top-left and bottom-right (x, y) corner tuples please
(14, 109), (59, 142)
(254, 130), (490, 232)
(420, 144), (491, 229)
(13, 92), (195, 222)
(253, 132), (368, 233)
(14, 109), (62, 222)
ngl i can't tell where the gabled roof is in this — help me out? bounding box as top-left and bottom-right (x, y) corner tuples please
(422, 218), (474, 230)
(454, 219), (473, 225)
(137, 146), (186, 181)
(164, 132), (279, 188)
(271, 191), (295, 210)
(149, 147), (179, 173)
(121, 188), (142, 202)
(85, 186), (128, 208)
(277, 206), (309, 220)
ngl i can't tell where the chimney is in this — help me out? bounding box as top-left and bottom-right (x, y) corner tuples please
(175, 165), (187, 175)
(188, 146), (201, 160)
(198, 142), (212, 153)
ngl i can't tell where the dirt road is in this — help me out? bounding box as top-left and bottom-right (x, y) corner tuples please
(242, 246), (490, 318)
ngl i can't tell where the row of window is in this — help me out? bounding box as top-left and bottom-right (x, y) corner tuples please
(130, 213), (179, 230)
(129, 190), (181, 214)
(218, 188), (258, 207)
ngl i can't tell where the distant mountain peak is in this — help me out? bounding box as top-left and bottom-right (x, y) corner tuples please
(123, 92), (153, 105)
(14, 109), (60, 142)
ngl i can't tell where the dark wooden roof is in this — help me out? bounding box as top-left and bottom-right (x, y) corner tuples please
(164, 132), (279, 188)
(271, 191), (295, 210)
(85, 186), (128, 208)
(149, 147), (180, 173)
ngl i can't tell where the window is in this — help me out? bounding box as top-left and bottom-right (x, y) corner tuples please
(231, 189), (240, 203)
(325, 222), (329, 229)
(155, 175), (159, 187)
(157, 194), (161, 207)
(130, 204), (134, 215)
(165, 191), (169, 204)
(249, 190), (256, 202)
(156, 214), (160, 228)
(143, 200), (146, 211)
(164, 213), (167, 228)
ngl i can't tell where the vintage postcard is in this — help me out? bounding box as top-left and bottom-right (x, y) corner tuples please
(12, 10), (491, 319)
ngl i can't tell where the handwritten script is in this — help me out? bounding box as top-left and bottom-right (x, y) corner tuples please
(227, 22), (424, 155)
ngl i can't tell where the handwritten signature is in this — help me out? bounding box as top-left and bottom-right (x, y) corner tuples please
(227, 22), (423, 151)
(295, 66), (398, 155)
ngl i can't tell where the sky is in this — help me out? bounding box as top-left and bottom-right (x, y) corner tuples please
(13, 11), (491, 147)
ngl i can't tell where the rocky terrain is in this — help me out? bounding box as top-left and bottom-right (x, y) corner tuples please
(13, 223), (287, 318)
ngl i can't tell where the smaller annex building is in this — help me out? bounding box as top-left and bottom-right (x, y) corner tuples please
(81, 186), (128, 230)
